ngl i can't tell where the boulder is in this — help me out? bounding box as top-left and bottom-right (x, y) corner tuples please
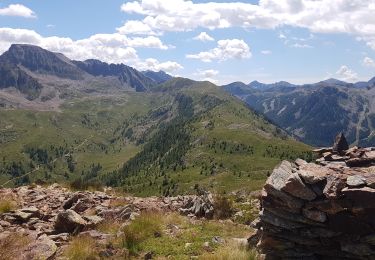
(54, 210), (87, 233)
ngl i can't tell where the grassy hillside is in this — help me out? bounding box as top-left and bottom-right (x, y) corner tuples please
(101, 79), (312, 196)
(0, 79), (311, 195)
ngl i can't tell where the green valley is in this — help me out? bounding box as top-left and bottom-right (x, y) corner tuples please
(0, 77), (311, 196)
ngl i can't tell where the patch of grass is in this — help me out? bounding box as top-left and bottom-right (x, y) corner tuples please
(63, 235), (98, 260)
(0, 233), (30, 260)
(121, 212), (163, 254)
(118, 211), (251, 259)
(200, 242), (257, 260)
(96, 219), (122, 235)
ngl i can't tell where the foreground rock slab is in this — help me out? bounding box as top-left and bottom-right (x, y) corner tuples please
(255, 140), (375, 259)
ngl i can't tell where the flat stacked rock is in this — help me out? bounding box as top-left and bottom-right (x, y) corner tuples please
(253, 134), (375, 260)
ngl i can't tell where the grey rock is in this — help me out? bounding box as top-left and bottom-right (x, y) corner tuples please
(84, 215), (103, 227)
(266, 160), (316, 201)
(54, 209), (86, 233)
(346, 175), (366, 187)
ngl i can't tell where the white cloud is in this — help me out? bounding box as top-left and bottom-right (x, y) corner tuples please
(261, 50), (272, 55)
(0, 28), (181, 73)
(0, 4), (36, 18)
(119, 0), (375, 50)
(336, 65), (358, 82)
(194, 32), (215, 42)
(198, 69), (219, 78)
(136, 58), (183, 73)
(194, 69), (219, 84)
(187, 39), (251, 62)
(0, 28), (171, 61)
(291, 43), (313, 48)
(363, 57), (375, 67)
(117, 20), (158, 35)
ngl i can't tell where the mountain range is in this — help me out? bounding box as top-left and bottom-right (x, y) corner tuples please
(224, 78), (375, 147)
(0, 44), (310, 195)
(0, 44), (172, 109)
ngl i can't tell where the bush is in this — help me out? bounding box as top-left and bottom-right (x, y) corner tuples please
(213, 195), (234, 219)
(0, 197), (18, 213)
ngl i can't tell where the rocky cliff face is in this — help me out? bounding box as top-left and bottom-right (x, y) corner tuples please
(253, 137), (375, 259)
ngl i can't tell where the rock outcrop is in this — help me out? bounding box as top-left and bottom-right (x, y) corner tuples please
(254, 137), (375, 259)
(179, 192), (215, 219)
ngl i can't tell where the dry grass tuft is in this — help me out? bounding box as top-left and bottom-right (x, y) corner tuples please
(213, 195), (234, 219)
(0, 233), (30, 260)
(0, 196), (18, 214)
(63, 235), (98, 260)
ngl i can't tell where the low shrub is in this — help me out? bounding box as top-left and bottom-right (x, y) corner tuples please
(213, 195), (234, 219)
(0, 196), (18, 213)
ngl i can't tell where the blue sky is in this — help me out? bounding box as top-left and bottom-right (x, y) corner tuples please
(1, 0), (375, 85)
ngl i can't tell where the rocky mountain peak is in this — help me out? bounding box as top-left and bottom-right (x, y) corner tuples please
(0, 44), (84, 80)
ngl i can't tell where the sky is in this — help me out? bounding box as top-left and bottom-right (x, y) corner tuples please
(1, 0), (375, 85)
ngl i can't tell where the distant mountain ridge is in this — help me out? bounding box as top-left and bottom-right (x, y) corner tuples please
(0, 44), (84, 80)
(73, 59), (155, 92)
(224, 77), (375, 147)
(0, 44), (172, 106)
(142, 70), (173, 84)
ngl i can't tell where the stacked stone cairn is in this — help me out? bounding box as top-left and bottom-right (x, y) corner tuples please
(253, 133), (375, 259)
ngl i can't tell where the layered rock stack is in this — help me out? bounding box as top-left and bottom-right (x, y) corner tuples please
(254, 134), (375, 259)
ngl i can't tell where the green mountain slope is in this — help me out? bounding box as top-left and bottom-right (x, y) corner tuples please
(0, 78), (311, 195)
(100, 79), (312, 196)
